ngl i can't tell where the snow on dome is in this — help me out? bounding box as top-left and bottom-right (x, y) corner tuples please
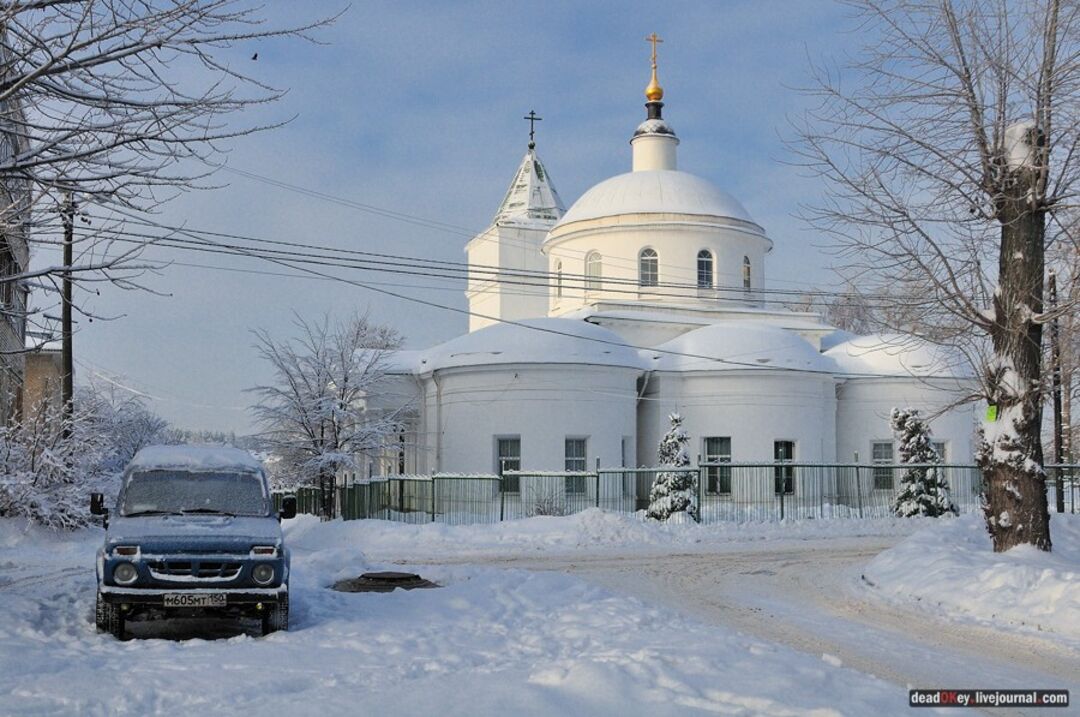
(649, 321), (837, 374)
(420, 318), (647, 372)
(633, 118), (676, 137)
(553, 170), (759, 230)
(127, 445), (265, 474)
(825, 334), (970, 378)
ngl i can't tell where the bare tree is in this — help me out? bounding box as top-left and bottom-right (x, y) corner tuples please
(0, 1), (335, 337)
(248, 313), (407, 520)
(795, 0), (1080, 551)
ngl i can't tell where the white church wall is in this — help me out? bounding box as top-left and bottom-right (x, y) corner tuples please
(835, 377), (978, 501)
(425, 364), (639, 475)
(466, 225), (551, 332)
(546, 220), (769, 317)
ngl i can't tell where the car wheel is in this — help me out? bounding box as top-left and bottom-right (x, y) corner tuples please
(96, 592), (125, 640)
(262, 592), (289, 635)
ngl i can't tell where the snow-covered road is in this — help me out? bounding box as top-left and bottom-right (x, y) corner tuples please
(391, 536), (1080, 717)
(457, 543), (1079, 704)
(3, 513), (1076, 716)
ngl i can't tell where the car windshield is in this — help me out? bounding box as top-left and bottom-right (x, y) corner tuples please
(120, 470), (268, 517)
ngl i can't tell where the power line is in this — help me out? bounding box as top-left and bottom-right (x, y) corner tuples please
(60, 211), (927, 308)
(94, 204), (962, 381)
(39, 225), (919, 311)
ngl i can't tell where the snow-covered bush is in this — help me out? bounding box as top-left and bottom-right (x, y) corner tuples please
(890, 407), (957, 517)
(646, 413), (698, 522)
(0, 384), (170, 529)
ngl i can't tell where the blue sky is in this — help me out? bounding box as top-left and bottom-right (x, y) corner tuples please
(66, 1), (861, 433)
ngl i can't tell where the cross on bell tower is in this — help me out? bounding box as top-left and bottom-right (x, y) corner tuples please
(523, 110), (542, 149)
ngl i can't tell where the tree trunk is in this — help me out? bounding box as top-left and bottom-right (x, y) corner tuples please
(319, 467), (336, 521)
(982, 180), (1052, 552)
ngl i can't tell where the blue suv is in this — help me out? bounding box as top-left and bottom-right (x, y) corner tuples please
(91, 445), (296, 640)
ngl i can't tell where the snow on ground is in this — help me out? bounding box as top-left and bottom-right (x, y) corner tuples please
(289, 507), (925, 562)
(861, 512), (1080, 644)
(0, 517), (917, 716)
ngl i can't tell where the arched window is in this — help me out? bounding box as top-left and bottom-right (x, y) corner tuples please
(585, 252), (602, 291)
(639, 248), (658, 287)
(696, 250), (714, 288)
(556, 260), (564, 297)
(742, 256), (751, 290)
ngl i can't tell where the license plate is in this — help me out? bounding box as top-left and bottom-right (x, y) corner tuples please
(163, 593), (226, 608)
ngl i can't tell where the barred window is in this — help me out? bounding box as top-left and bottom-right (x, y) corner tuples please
(497, 437), (521, 492)
(565, 438), (587, 493)
(774, 440), (794, 494)
(872, 441), (894, 490)
(585, 252), (602, 291)
(703, 436), (731, 494)
(639, 248), (658, 287)
(696, 250), (714, 288)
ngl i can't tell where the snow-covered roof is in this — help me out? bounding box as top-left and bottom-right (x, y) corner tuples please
(553, 170), (759, 230)
(491, 146), (565, 228)
(824, 334), (971, 378)
(647, 321), (837, 374)
(419, 318), (647, 372)
(127, 445), (265, 474)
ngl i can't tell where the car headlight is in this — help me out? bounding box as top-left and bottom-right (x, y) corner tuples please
(252, 564), (275, 585)
(113, 545), (139, 557)
(113, 562), (138, 585)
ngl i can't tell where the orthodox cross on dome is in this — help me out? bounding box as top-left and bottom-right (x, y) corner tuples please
(523, 110), (542, 149)
(645, 32), (664, 102)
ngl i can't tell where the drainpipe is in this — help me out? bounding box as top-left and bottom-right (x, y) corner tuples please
(432, 370), (443, 474)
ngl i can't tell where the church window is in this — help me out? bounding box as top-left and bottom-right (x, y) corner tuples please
(556, 261), (563, 298)
(639, 248), (658, 287)
(773, 440), (795, 494)
(565, 437), (587, 493)
(497, 437), (521, 492)
(742, 256), (752, 290)
(585, 252), (602, 291)
(932, 441), (947, 462)
(703, 436), (731, 494)
(697, 250), (714, 288)
(871, 441), (894, 490)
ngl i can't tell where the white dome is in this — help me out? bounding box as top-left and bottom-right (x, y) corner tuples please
(553, 170), (759, 230)
(420, 318), (646, 372)
(647, 321), (837, 374)
(825, 334), (971, 378)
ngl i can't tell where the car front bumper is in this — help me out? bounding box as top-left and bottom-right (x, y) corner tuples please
(99, 585), (287, 606)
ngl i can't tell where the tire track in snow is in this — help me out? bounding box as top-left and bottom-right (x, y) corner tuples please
(419, 541), (1079, 717)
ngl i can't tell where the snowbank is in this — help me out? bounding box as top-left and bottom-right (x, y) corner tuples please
(285, 507), (923, 561)
(861, 512), (1080, 642)
(0, 517), (908, 715)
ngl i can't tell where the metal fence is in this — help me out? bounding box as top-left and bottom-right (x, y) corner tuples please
(272, 463), (1080, 525)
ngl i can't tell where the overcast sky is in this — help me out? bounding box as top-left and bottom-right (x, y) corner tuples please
(61, 1), (863, 434)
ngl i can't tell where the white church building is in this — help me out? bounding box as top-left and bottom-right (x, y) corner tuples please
(374, 54), (976, 483)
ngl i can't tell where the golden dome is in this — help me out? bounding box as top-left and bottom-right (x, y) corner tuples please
(645, 70), (664, 102)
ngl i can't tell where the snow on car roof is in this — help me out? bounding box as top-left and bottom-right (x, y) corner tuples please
(128, 445), (265, 473)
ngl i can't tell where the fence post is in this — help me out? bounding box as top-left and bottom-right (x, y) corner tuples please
(431, 476), (437, 523)
(855, 466), (864, 519)
(779, 479), (785, 521)
(499, 476), (505, 522)
(595, 456), (601, 509)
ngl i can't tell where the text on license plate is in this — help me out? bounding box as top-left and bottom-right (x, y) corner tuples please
(164, 593), (226, 608)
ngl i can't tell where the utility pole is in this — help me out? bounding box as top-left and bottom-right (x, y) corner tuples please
(61, 191), (74, 434)
(1049, 270), (1065, 513)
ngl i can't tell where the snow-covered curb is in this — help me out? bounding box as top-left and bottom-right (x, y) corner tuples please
(285, 507), (925, 561)
(860, 512), (1079, 643)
